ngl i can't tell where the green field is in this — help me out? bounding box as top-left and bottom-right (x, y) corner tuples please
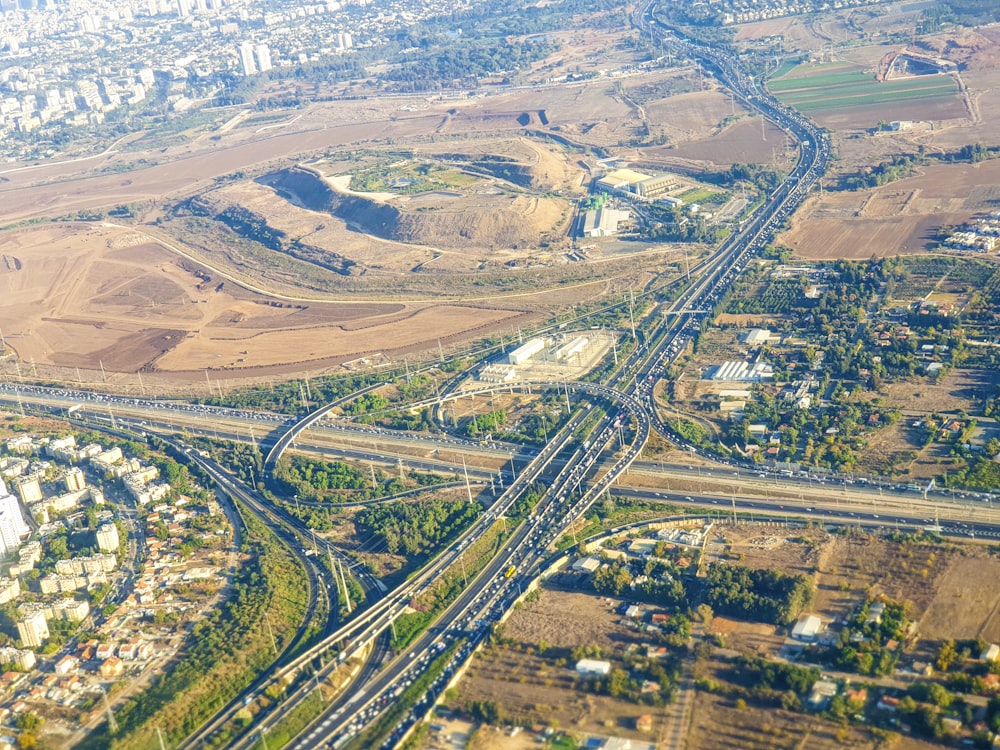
(769, 62), (959, 113)
(351, 160), (480, 194)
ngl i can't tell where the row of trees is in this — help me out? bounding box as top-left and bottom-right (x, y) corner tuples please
(80, 506), (310, 749)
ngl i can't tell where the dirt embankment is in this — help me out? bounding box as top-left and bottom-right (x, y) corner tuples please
(265, 166), (562, 252)
(186, 191), (357, 275)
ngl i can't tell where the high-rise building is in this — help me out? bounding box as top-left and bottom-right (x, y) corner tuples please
(175, 0), (188, 17)
(96, 523), (119, 554)
(0, 480), (30, 556)
(64, 467), (86, 492)
(238, 42), (257, 76)
(14, 475), (42, 504)
(255, 43), (272, 72)
(16, 611), (48, 649)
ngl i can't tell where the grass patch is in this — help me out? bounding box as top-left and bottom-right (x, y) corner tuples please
(679, 188), (720, 205)
(246, 689), (326, 750)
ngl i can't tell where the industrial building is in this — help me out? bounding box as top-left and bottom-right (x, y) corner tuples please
(596, 168), (686, 202)
(596, 168), (651, 194)
(555, 336), (589, 362)
(705, 361), (774, 382)
(476, 364), (517, 383)
(507, 338), (546, 366)
(580, 205), (631, 238)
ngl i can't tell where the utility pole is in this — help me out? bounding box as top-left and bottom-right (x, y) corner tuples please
(100, 359), (108, 383)
(337, 558), (353, 614)
(462, 456), (473, 504)
(137, 370), (145, 396)
(103, 692), (119, 735)
(263, 611), (278, 656)
(328, 546), (343, 606)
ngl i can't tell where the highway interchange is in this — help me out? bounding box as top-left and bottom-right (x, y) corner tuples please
(1, 7), (999, 750)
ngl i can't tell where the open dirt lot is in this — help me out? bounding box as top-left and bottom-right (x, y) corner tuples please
(919, 555), (1000, 642)
(708, 524), (1000, 645)
(452, 589), (663, 740)
(0, 62), (762, 387)
(776, 160), (1000, 259)
(687, 690), (880, 750)
(0, 222), (533, 384)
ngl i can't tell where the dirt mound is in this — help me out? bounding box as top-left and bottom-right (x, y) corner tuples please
(186, 192), (357, 275)
(915, 29), (1000, 71)
(266, 166), (565, 251)
(391, 195), (561, 250)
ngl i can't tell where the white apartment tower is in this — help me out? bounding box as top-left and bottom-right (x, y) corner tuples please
(0, 481), (29, 556)
(255, 44), (272, 72)
(64, 467), (86, 492)
(17, 611), (48, 649)
(96, 523), (120, 554)
(239, 42), (257, 76)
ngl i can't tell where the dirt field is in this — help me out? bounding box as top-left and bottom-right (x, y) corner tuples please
(687, 690), (879, 750)
(777, 159), (1000, 259)
(708, 524), (1000, 646)
(878, 369), (1000, 417)
(647, 115), (790, 168)
(919, 555), (1000, 642)
(451, 590), (663, 739)
(0, 222), (535, 383)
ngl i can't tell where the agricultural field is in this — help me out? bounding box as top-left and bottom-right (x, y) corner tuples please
(776, 159), (1000, 259)
(769, 61), (966, 129)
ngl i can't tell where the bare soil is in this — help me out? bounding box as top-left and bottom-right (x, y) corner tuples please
(687, 690), (879, 750)
(0, 222), (534, 384)
(713, 524), (1000, 645)
(453, 590), (662, 739)
(777, 160), (1000, 259)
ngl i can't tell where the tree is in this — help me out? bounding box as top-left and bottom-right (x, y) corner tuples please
(781, 690), (802, 711)
(15, 713), (42, 733)
(985, 437), (1000, 458)
(592, 563), (633, 596)
(936, 640), (958, 672)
